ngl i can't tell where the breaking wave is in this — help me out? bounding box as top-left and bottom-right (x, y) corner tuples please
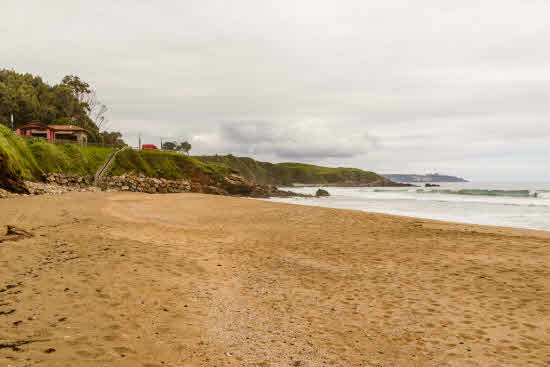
(416, 189), (549, 198)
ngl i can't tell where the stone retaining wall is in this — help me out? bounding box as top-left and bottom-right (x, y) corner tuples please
(99, 175), (191, 194)
(43, 173), (93, 187)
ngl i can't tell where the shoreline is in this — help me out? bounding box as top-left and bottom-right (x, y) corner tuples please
(271, 185), (550, 232)
(264, 196), (550, 233)
(1, 192), (549, 366)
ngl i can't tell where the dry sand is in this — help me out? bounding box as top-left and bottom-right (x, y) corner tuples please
(1, 192), (549, 367)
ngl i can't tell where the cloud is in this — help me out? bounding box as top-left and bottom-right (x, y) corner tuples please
(2, 0), (550, 181)
(191, 120), (378, 159)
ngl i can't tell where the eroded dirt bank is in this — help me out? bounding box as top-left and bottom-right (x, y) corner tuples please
(1, 192), (549, 367)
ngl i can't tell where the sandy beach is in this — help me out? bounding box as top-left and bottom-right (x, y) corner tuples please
(1, 192), (549, 367)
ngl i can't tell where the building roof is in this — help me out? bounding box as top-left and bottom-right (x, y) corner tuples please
(48, 125), (88, 132)
(17, 123), (48, 129)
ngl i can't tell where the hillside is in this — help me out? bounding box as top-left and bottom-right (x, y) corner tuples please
(194, 154), (397, 186)
(109, 149), (236, 181)
(0, 125), (115, 191)
(0, 125), (238, 192)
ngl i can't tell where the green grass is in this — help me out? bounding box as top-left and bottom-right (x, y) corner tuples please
(109, 149), (236, 180)
(26, 140), (114, 176)
(194, 154), (391, 185)
(0, 125), (41, 181)
(0, 124), (114, 188)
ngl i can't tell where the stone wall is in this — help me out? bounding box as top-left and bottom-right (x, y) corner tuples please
(99, 175), (191, 194)
(43, 173), (93, 187)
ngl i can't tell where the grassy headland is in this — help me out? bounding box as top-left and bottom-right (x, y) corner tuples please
(109, 149), (236, 180)
(194, 154), (394, 186)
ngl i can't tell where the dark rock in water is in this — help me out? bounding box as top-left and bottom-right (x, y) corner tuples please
(425, 183), (440, 187)
(315, 188), (330, 197)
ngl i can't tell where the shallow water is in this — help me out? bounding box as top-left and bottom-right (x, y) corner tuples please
(268, 183), (550, 231)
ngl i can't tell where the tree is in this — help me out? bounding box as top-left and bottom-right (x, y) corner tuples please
(0, 69), (127, 146)
(85, 90), (109, 131)
(61, 75), (91, 104)
(178, 141), (192, 155)
(98, 131), (126, 148)
(162, 141), (177, 151)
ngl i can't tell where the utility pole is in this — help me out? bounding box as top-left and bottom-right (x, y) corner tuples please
(138, 134), (141, 151)
(160, 138), (163, 150)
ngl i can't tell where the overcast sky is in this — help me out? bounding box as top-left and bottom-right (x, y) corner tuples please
(3, 0), (549, 182)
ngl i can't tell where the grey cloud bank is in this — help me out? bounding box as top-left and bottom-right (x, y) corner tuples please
(2, 0), (549, 182)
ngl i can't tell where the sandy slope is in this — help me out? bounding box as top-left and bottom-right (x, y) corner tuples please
(0, 192), (549, 367)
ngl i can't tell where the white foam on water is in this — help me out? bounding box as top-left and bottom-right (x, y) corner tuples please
(267, 183), (550, 231)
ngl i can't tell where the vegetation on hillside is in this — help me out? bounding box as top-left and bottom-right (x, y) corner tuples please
(0, 124), (114, 191)
(0, 124), (41, 190)
(194, 154), (393, 186)
(0, 123), (235, 192)
(26, 139), (114, 176)
(161, 140), (192, 155)
(109, 149), (236, 180)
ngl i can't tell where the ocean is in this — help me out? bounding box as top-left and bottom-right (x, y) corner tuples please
(268, 183), (550, 231)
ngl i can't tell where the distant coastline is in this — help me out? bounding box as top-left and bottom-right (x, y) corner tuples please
(381, 173), (468, 183)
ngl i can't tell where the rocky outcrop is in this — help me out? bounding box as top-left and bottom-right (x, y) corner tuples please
(217, 174), (310, 198)
(315, 188), (330, 197)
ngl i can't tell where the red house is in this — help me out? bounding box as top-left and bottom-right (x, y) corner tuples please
(15, 123), (89, 145)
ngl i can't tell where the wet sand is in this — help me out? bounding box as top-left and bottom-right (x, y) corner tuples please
(1, 192), (549, 367)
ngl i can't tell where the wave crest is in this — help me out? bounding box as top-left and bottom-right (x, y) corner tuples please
(415, 189), (549, 198)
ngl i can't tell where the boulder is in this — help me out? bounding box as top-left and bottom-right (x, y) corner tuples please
(221, 174), (254, 195)
(315, 188), (330, 197)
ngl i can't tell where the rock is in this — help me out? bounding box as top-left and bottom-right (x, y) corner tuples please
(315, 188), (330, 197)
(221, 174), (254, 195)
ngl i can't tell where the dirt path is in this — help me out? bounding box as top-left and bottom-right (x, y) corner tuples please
(1, 192), (549, 367)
